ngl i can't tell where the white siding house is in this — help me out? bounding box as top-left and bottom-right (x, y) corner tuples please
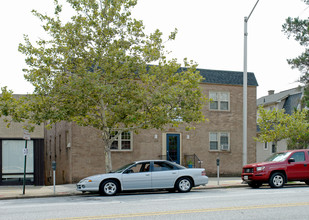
(256, 87), (304, 162)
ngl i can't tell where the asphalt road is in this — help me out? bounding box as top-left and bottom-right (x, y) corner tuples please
(1, 186), (309, 220)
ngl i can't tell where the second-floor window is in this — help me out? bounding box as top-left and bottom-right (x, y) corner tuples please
(209, 91), (230, 111)
(209, 132), (230, 151)
(271, 143), (276, 154)
(264, 142), (268, 150)
(110, 131), (132, 151)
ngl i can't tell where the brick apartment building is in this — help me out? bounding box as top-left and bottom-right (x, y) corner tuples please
(44, 68), (258, 185)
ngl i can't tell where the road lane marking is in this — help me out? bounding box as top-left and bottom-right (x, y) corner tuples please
(46, 202), (309, 220)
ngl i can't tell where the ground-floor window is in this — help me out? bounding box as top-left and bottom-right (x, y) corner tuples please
(110, 131), (133, 151)
(1, 140), (34, 185)
(209, 132), (230, 151)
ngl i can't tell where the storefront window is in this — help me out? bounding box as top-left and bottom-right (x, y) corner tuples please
(2, 140), (34, 184)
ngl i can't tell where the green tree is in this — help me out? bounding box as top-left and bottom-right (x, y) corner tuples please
(0, 0), (206, 172)
(282, 0), (309, 106)
(287, 109), (309, 149)
(256, 106), (309, 150)
(256, 107), (289, 151)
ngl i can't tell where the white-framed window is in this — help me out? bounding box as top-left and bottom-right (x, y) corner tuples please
(209, 91), (230, 111)
(271, 143), (276, 154)
(264, 142), (268, 150)
(209, 132), (230, 151)
(110, 131), (133, 151)
(171, 107), (183, 122)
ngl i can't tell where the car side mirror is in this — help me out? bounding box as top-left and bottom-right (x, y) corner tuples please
(288, 158), (295, 163)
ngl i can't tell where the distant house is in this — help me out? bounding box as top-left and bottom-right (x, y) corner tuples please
(0, 95), (45, 185)
(44, 68), (258, 185)
(256, 87), (304, 162)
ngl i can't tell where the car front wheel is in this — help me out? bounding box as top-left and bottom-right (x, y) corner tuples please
(100, 180), (119, 196)
(176, 177), (192, 193)
(269, 172), (285, 188)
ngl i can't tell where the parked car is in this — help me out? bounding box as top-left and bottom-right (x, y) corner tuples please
(77, 160), (208, 196)
(242, 149), (309, 188)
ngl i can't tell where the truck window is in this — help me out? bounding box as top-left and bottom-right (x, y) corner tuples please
(265, 152), (292, 162)
(291, 152), (305, 162)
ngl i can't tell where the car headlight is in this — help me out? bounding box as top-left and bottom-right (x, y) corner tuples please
(256, 166), (265, 172)
(80, 178), (93, 183)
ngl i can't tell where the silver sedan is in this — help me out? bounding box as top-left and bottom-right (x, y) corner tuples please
(77, 160), (208, 196)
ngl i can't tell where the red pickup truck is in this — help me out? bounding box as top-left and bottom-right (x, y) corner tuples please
(242, 149), (309, 188)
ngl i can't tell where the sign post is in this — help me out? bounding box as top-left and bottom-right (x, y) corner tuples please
(23, 129), (31, 195)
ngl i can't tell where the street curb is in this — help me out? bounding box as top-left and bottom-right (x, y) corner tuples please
(0, 185), (245, 200)
(0, 192), (83, 200)
(196, 185), (247, 189)
(1, 182), (307, 200)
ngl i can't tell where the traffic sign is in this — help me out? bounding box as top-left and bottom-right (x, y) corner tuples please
(23, 148), (28, 156)
(23, 129), (31, 140)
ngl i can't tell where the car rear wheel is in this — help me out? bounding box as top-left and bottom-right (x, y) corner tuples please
(176, 177), (192, 193)
(248, 181), (262, 188)
(269, 172), (285, 188)
(100, 180), (119, 196)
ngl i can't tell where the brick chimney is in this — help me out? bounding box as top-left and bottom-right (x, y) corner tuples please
(268, 90), (275, 95)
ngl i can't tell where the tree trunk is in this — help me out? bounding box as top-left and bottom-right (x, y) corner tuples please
(104, 145), (112, 173)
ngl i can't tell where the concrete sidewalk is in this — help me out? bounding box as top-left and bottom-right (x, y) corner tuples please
(0, 177), (243, 200)
(0, 177), (305, 200)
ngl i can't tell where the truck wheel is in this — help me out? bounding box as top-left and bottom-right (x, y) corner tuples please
(100, 180), (119, 196)
(269, 172), (285, 188)
(248, 181), (262, 188)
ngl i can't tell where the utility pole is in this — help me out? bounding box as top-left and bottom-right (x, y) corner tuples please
(243, 0), (259, 167)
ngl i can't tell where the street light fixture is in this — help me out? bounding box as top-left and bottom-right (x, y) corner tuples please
(243, 0), (259, 167)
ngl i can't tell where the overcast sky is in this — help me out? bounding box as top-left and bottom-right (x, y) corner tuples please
(0, 0), (308, 98)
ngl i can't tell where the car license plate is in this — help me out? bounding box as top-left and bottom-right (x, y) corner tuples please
(244, 176), (248, 180)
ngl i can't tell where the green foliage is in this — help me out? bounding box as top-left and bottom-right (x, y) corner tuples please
(0, 88), (38, 132)
(256, 106), (289, 143)
(281, 0), (309, 148)
(0, 0), (207, 172)
(256, 106), (309, 149)
(282, 0), (309, 107)
(287, 109), (309, 149)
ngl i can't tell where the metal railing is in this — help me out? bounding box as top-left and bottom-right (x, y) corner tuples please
(184, 154), (203, 168)
(158, 155), (175, 162)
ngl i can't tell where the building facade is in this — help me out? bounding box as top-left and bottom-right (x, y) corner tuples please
(256, 87), (304, 162)
(0, 116), (44, 185)
(45, 69), (258, 184)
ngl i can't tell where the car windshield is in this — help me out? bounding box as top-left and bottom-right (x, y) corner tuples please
(264, 152), (292, 162)
(111, 163), (135, 173)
